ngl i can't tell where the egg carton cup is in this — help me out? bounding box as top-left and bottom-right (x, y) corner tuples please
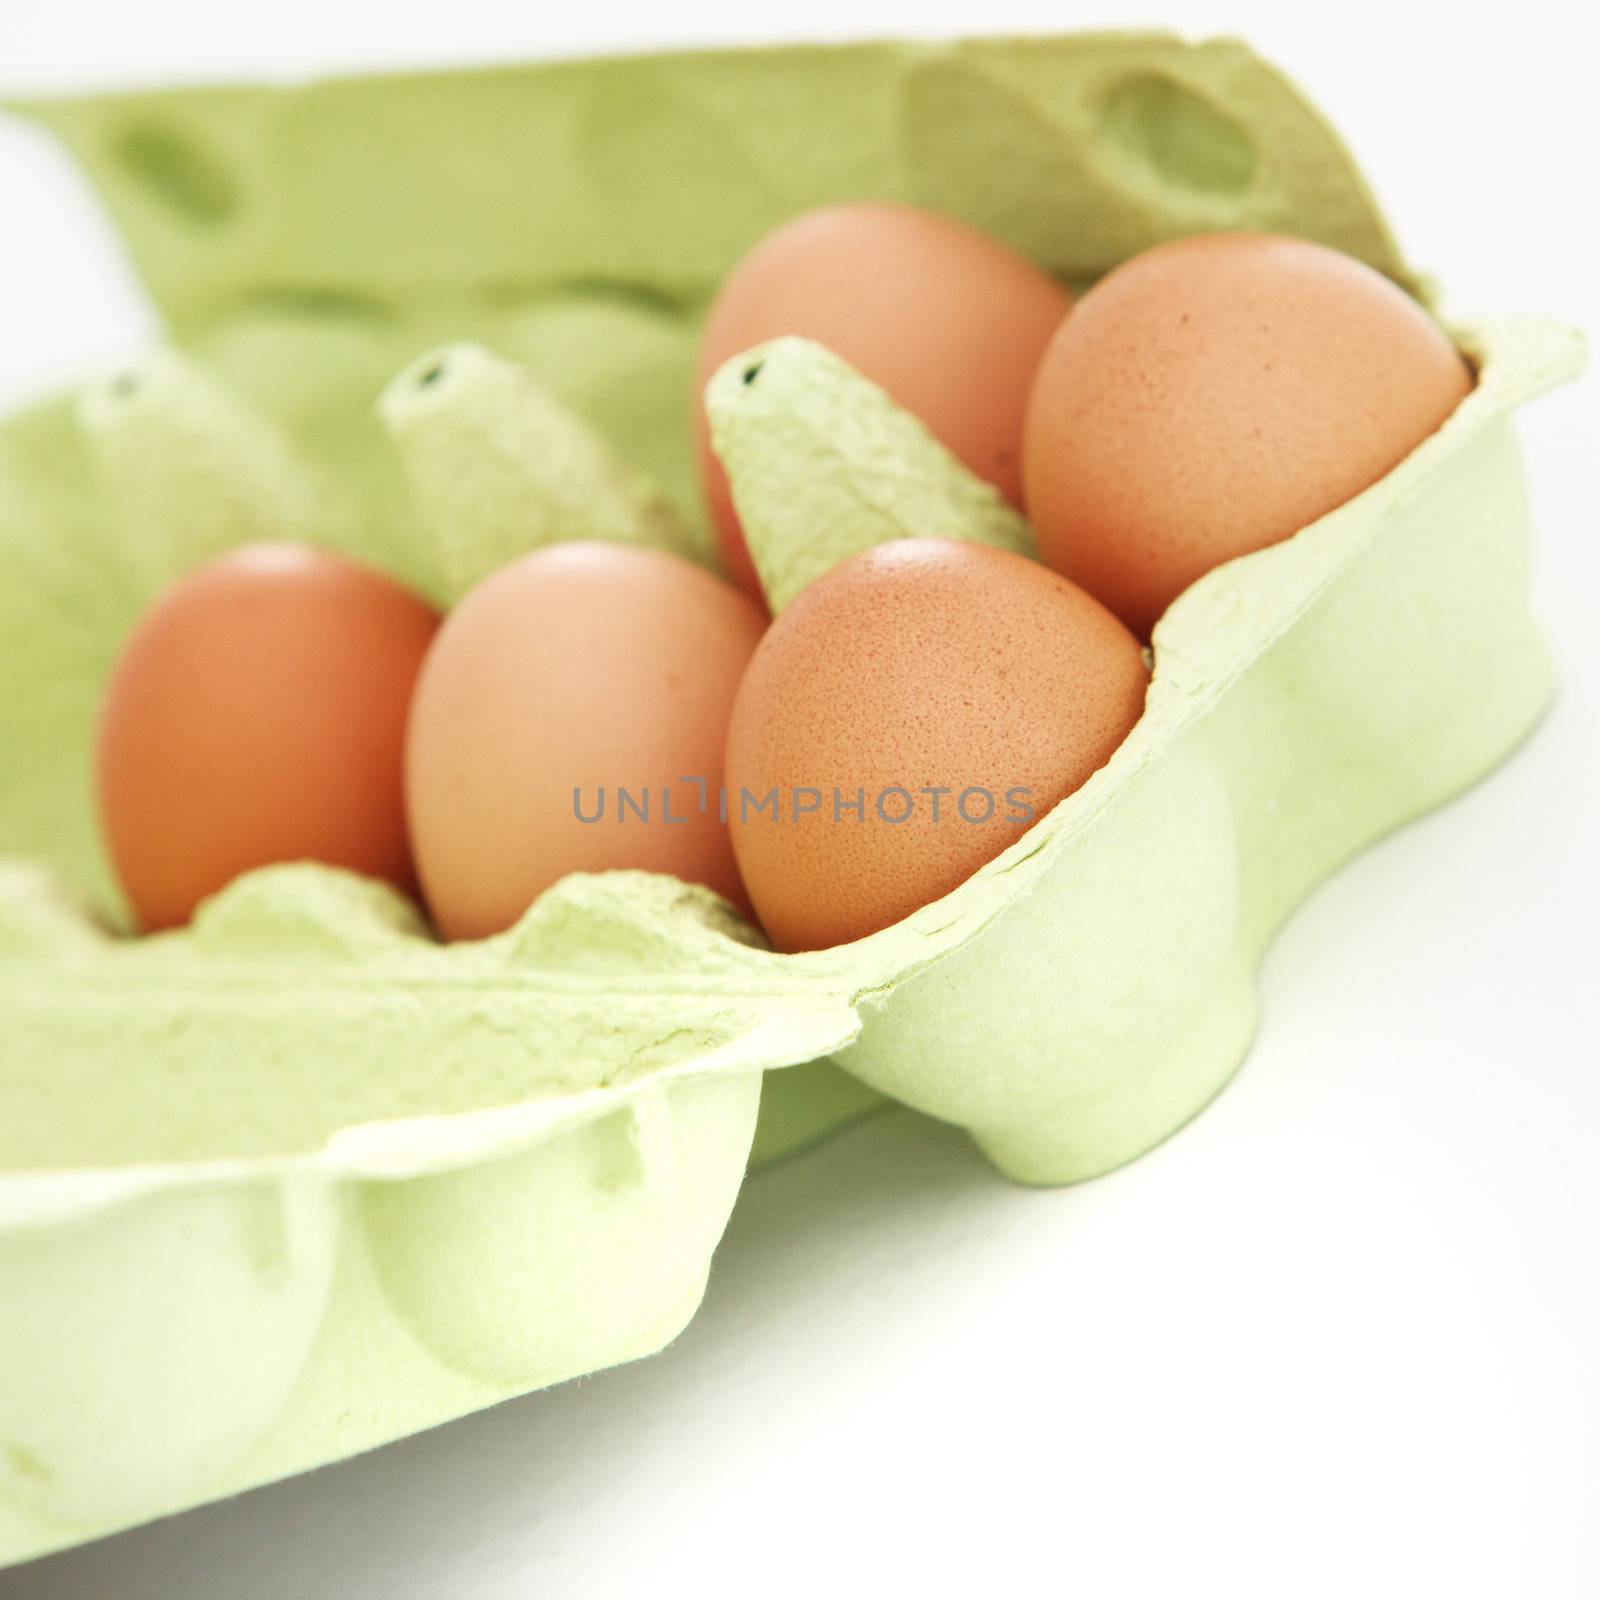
(0, 32), (1584, 1567)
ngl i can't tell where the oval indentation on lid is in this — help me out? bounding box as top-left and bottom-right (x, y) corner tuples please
(1097, 73), (1258, 198)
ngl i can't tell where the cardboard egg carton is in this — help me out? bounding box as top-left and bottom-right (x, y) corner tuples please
(0, 32), (1583, 1567)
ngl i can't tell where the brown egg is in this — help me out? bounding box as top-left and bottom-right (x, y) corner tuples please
(1023, 232), (1474, 639)
(97, 544), (440, 932)
(725, 539), (1149, 952)
(696, 203), (1073, 598)
(406, 543), (766, 941)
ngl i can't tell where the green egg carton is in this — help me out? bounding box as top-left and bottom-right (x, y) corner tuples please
(0, 31), (1583, 1568)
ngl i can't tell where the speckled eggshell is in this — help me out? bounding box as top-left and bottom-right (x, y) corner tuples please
(696, 203), (1073, 597)
(1023, 233), (1474, 638)
(725, 539), (1149, 952)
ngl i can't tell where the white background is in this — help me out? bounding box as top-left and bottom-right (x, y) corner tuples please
(1, 2), (1596, 1596)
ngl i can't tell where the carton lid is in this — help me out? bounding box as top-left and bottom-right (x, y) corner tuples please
(12, 32), (1412, 335)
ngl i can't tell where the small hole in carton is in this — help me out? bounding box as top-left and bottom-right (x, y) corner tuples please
(113, 122), (237, 226)
(1098, 74), (1258, 198)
